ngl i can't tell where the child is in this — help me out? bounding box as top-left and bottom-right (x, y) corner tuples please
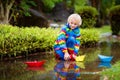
(53, 13), (82, 61)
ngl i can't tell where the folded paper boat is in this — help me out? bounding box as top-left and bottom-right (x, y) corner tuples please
(98, 54), (113, 62)
(24, 60), (45, 67)
(75, 55), (86, 62)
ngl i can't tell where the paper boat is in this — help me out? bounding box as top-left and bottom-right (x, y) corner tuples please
(98, 54), (113, 62)
(24, 60), (45, 67)
(75, 55), (86, 62)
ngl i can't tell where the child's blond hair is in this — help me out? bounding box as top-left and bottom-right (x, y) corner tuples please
(67, 13), (82, 26)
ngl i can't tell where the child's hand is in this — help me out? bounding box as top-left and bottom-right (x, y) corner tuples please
(64, 53), (70, 60)
(72, 54), (77, 59)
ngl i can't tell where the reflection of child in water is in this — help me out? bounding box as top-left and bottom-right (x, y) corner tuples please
(54, 61), (81, 80)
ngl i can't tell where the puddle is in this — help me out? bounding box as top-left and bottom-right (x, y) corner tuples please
(0, 40), (120, 80)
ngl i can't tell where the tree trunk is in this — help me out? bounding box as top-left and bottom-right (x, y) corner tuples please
(0, 0), (14, 24)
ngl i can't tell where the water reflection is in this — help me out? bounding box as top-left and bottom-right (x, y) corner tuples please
(0, 40), (120, 80)
(54, 61), (84, 80)
(25, 66), (46, 71)
(98, 62), (112, 68)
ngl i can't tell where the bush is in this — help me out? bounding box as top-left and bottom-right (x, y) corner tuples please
(0, 24), (57, 58)
(109, 5), (120, 35)
(0, 24), (100, 59)
(76, 6), (98, 28)
(80, 28), (100, 47)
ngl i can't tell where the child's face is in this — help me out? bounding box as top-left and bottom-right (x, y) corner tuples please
(69, 19), (79, 29)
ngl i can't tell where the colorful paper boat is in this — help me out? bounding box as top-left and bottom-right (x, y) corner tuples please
(98, 54), (113, 62)
(24, 60), (45, 67)
(75, 55), (86, 62)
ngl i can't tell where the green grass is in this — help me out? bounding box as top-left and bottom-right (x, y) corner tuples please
(100, 61), (120, 80)
(95, 25), (112, 33)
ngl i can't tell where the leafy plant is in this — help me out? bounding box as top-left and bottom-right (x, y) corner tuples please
(109, 5), (120, 35)
(42, 0), (62, 12)
(76, 6), (98, 28)
(80, 28), (100, 47)
(0, 0), (36, 24)
(0, 24), (100, 59)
